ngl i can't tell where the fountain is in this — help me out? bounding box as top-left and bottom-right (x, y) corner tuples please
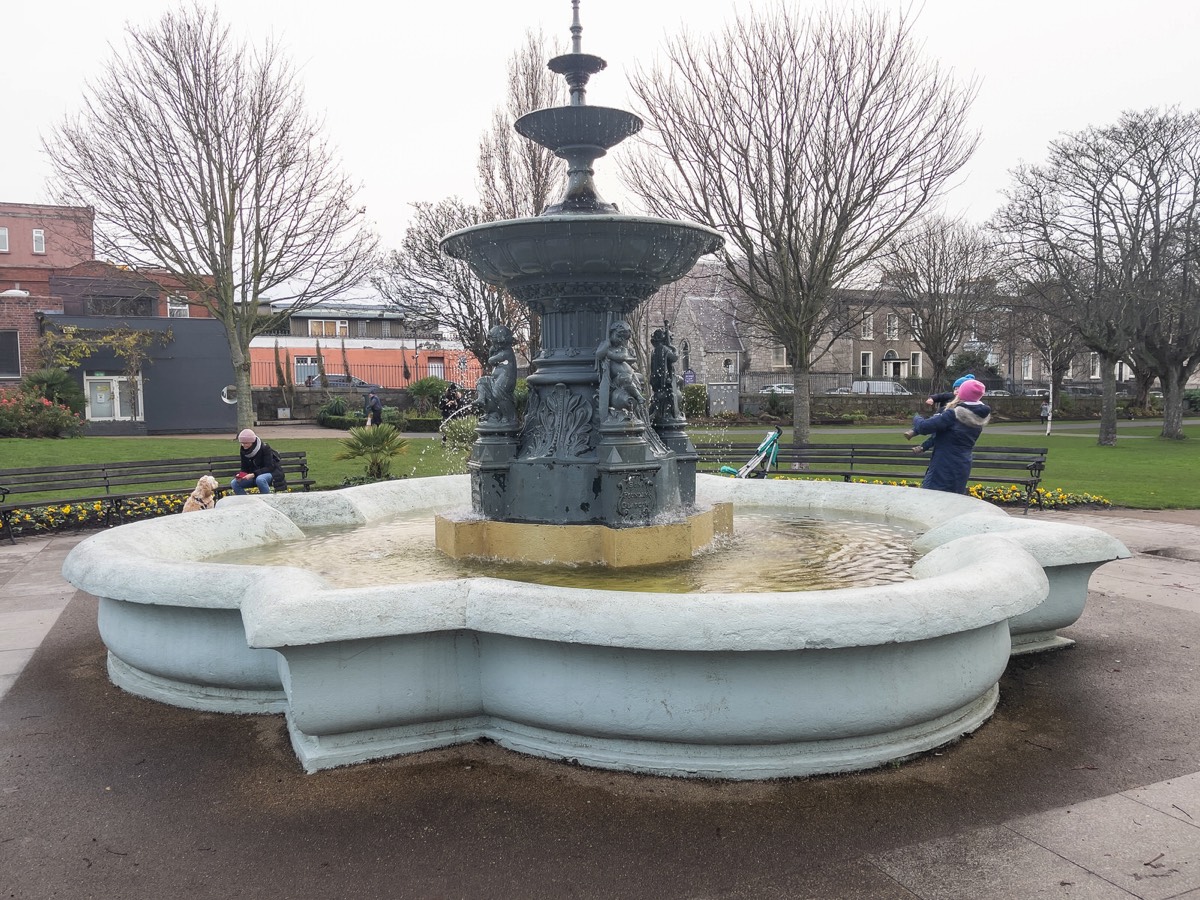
(61, 3), (1129, 778)
(435, 2), (726, 566)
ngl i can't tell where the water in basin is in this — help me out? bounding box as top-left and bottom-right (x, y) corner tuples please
(211, 509), (916, 593)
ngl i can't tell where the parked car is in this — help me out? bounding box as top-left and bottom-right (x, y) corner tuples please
(823, 386), (853, 395)
(304, 373), (382, 392)
(759, 383), (795, 394)
(850, 380), (912, 395)
(988, 389), (1012, 397)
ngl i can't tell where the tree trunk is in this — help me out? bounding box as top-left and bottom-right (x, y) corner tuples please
(792, 368), (812, 444)
(1098, 355), (1118, 446)
(1160, 366), (1187, 440)
(226, 336), (255, 431)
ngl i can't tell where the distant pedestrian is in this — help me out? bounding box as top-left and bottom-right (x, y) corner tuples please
(1039, 401), (1050, 425)
(365, 389), (383, 428)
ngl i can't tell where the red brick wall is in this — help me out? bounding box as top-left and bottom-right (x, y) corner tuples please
(0, 291), (62, 383)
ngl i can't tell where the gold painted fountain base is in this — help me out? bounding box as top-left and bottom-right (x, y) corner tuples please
(435, 503), (734, 568)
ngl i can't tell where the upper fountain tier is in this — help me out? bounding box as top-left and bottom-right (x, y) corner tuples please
(442, 2), (722, 290)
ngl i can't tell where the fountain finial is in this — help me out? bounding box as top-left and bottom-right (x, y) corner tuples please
(570, 0), (583, 55)
(548, 0), (606, 107)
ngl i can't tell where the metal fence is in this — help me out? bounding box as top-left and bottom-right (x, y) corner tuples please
(251, 361), (485, 390)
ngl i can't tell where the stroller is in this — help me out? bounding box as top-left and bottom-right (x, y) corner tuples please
(719, 426), (782, 479)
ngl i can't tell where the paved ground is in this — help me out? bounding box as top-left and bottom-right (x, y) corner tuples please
(1, 508), (1198, 899)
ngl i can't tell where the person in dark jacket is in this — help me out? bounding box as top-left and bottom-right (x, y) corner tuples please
(903, 379), (991, 493)
(231, 428), (287, 494)
(365, 390), (383, 428)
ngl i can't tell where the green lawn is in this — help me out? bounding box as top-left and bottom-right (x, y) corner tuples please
(3, 421), (1198, 508)
(689, 423), (1200, 508)
(0, 434), (469, 490)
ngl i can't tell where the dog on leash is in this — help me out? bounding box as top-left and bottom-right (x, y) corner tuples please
(182, 475), (220, 513)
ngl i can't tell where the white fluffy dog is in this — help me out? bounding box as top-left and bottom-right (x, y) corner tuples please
(182, 475), (220, 513)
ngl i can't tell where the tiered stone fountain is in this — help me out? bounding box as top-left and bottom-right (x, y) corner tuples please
(60, 2), (1129, 779)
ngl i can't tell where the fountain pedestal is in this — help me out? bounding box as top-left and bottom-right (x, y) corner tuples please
(435, 502), (732, 567)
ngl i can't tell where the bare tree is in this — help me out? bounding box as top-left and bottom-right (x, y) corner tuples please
(477, 29), (565, 221)
(994, 108), (1200, 443)
(623, 5), (978, 441)
(882, 216), (999, 389)
(374, 198), (516, 366)
(1007, 273), (1084, 400)
(1120, 111), (1200, 438)
(378, 31), (566, 367)
(42, 4), (378, 428)
(475, 29), (567, 362)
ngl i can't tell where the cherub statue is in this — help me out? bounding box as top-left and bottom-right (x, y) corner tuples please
(474, 324), (517, 425)
(649, 321), (683, 422)
(595, 320), (646, 418)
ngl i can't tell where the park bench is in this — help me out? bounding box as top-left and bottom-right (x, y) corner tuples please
(693, 440), (1048, 513)
(0, 451), (312, 543)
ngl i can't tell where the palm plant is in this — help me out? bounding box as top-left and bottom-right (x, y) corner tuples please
(22, 368), (86, 414)
(334, 424), (408, 480)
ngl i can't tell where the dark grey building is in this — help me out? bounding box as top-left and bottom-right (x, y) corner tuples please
(40, 312), (237, 435)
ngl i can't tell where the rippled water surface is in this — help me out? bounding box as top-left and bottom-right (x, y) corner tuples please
(212, 509), (916, 593)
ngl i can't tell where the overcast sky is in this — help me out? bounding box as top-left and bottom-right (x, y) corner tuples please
(5, 0), (1200, 252)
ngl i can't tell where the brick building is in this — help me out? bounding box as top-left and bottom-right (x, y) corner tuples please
(0, 203), (95, 385)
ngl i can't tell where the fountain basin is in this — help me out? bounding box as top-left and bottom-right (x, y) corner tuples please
(61, 476), (1127, 778)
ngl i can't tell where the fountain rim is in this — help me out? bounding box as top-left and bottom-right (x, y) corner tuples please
(61, 475), (1049, 653)
(440, 213), (725, 250)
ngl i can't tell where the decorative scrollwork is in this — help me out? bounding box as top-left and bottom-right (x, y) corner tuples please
(519, 383), (594, 459)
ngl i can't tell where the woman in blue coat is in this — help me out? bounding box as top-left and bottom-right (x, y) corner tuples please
(903, 379), (991, 493)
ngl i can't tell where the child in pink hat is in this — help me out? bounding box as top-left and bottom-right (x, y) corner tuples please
(903, 380), (991, 493)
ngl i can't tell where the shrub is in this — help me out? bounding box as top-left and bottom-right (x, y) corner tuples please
(334, 424), (408, 480)
(441, 414), (478, 453)
(22, 368), (86, 414)
(402, 415), (443, 433)
(682, 384), (707, 418)
(513, 378), (530, 417)
(316, 414), (361, 431)
(0, 389), (85, 438)
(407, 376), (448, 415)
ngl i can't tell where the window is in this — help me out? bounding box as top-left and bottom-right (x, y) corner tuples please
(308, 319), (348, 337)
(357, 320), (369, 337)
(1089, 352), (1100, 379)
(32, 229), (45, 254)
(294, 356), (319, 383)
(771, 346), (792, 368)
(428, 358), (445, 379)
(859, 351), (873, 377)
(0, 330), (19, 376)
(910, 313), (920, 337)
(84, 373), (143, 421)
(885, 313), (900, 340)
(0, 227), (8, 253)
(166, 296), (190, 318)
(1022, 355), (1033, 380)
(909, 352), (922, 377)
(380, 320), (391, 338)
(860, 313), (873, 339)
(86, 296), (154, 316)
